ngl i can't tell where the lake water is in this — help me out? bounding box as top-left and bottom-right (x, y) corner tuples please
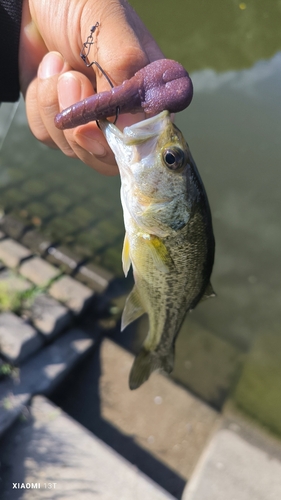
(0, 0), (281, 432)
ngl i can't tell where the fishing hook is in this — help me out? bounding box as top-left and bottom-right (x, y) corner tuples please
(80, 23), (119, 126)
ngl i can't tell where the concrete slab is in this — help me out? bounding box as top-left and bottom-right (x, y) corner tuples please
(49, 275), (93, 314)
(100, 339), (220, 481)
(0, 328), (95, 438)
(29, 294), (71, 338)
(0, 239), (31, 268)
(19, 256), (60, 286)
(0, 312), (42, 364)
(0, 268), (33, 318)
(0, 268), (33, 293)
(74, 262), (113, 293)
(182, 421), (281, 500)
(0, 396), (175, 499)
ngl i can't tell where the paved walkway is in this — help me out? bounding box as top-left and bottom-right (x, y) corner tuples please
(0, 223), (281, 499)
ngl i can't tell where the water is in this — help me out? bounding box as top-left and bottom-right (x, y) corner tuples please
(0, 0), (281, 430)
(130, 0), (281, 425)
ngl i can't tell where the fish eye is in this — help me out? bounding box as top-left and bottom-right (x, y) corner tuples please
(162, 147), (186, 171)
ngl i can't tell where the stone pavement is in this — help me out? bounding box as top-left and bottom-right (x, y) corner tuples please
(0, 396), (175, 500)
(0, 219), (281, 499)
(0, 216), (112, 440)
(0, 218), (214, 499)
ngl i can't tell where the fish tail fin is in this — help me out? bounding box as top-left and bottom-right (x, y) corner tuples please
(129, 347), (174, 390)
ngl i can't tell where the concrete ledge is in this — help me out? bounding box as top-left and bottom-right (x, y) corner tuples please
(74, 262), (113, 293)
(182, 421), (281, 500)
(0, 396), (175, 500)
(0, 312), (43, 364)
(57, 337), (220, 491)
(46, 245), (82, 274)
(0, 328), (95, 438)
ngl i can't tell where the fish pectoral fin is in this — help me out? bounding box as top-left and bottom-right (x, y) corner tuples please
(121, 286), (145, 331)
(145, 235), (174, 273)
(122, 232), (131, 277)
(201, 282), (216, 301)
(129, 347), (174, 390)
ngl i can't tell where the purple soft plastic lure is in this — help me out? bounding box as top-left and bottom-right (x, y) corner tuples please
(54, 59), (193, 130)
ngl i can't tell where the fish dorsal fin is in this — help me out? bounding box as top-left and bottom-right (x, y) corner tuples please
(121, 286), (145, 331)
(145, 235), (174, 274)
(201, 282), (216, 301)
(122, 232), (131, 277)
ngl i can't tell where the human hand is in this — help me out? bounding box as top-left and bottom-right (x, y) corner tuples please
(19, 0), (164, 175)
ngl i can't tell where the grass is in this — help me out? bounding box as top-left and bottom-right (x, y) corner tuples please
(0, 281), (45, 315)
(0, 272), (61, 315)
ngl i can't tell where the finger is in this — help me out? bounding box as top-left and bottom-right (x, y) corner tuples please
(36, 52), (77, 156)
(80, 8), (149, 94)
(92, 3), (164, 91)
(25, 77), (58, 148)
(65, 140), (119, 176)
(57, 72), (119, 175)
(26, 52), (73, 151)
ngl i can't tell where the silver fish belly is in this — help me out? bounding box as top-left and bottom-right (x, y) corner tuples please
(100, 111), (215, 389)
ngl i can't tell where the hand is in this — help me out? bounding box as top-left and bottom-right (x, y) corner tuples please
(19, 0), (164, 175)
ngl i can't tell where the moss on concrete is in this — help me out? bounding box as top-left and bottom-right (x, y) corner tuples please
(231, 330), (281, 436)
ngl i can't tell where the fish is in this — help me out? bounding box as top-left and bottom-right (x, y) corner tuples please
(99, 110), (215, 390)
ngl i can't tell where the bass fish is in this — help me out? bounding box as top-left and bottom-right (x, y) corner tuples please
(99, 111), (215, 390)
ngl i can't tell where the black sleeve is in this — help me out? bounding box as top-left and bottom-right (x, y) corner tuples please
(0, 0), (23, 102)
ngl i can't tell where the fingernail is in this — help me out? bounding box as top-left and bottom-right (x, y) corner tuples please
(39, 52), (64, 79)
(75, 133), (106, 157)
(58, 73), (81, 109)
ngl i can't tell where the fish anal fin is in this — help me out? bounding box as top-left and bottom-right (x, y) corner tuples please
(145, 235), (174, 273)
(121, 286), (145, 331)
(122, 232), (131, 277)
(129, 347), (174, 390)
(201, 282), (216, 301)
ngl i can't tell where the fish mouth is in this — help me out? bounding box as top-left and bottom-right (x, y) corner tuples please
(124, 110), (169, 132)
(99, 110), (170, 144)
(123, 110), (170, 143)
